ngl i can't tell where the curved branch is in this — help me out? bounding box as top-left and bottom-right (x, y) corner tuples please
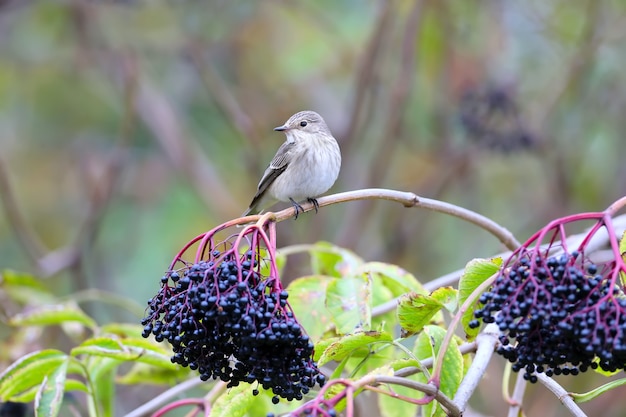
(535, 373), (588, 417)
(265, 188), (520, 250)
(453, 323), (499, 411)
(370, 375), (462, 416)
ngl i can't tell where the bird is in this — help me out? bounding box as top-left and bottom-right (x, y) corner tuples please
(243, 110), (341, 218)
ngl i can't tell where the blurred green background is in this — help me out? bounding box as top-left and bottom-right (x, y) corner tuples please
(1, 0), (626, 416)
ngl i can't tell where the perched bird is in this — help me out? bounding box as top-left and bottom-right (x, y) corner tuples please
(243, 110), (341, 218)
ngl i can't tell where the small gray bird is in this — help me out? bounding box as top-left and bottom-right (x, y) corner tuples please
(243, 110), (341, 218)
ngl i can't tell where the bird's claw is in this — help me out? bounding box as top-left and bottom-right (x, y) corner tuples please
(289, 198), (305, 219)
(307, 198), (320, 213)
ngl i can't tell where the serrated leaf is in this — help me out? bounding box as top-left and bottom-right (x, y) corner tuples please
(210, 383), (255, 417)
(430, 287), (457, 313)
(314, 337), (341, 362)
(317, 331), (393, 366)
(570, 377), (626, 403)
(71, 337), (178, 369)
(458, 258), (501, 340)
(0, 350), (68, 401)
(9, 303), (97, 330)
(309, 242), (363, 277)
(35, 360), (68, 417)
(287, 276), (334, 341)
(358, 262), (427, 297)
(397, 293), (443, 337)
(414, 326), (463, 417)
(326, 276), (371, 334)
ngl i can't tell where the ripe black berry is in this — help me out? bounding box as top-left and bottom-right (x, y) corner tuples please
(142, 242), (324, 400)
(476, 249), (626, 380)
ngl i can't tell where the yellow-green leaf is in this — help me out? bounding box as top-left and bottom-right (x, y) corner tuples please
(358, 262), (427, 297)
(35, 360), (68, 417)
(71, 337), (177, 369)
(397, 292), (443, 337)
(118, 362), (192, 385)
(287, 275), (334, 341)
(458, 258), (501, 340)
(210, 383), (255, 417)
(9, 303), (97, 330)
(0, 350), (68, 401)
(414, 326), (463, 417)
(317, 331), (393, 366)
(309, 242), (363, 277)
(326, 276), (371, 334)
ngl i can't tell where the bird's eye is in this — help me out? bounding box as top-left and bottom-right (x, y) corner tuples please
(300, 121), (308, 127)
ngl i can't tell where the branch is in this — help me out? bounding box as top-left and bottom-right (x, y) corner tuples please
(123, 377), (206, 417)
(0, 157), (48, 265)
(453, 323), (499, 411)
(258, 188), (520, 250)
(535, 372), (588, 417)
(369, 375), (462, 416)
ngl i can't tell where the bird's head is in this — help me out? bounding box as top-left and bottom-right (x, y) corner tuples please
(274, 110), (331, 141)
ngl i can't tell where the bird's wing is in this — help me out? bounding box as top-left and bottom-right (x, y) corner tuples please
(248, 141), (294, 208)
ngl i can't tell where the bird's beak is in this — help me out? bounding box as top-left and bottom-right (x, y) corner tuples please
(274, 124), (288, 132)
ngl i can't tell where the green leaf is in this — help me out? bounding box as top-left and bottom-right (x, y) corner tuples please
(414, 326), (463, 417)
(430, 287), (458, 313)
(397, 293), (443, 337)
(317, 331), (393, 366)
(620, 231), (626, 261)
(71, 337), (178, 369)
(35, 360), (68, 417)
(570, 377), (626, 403)
(92, 358), (116, 417)
(326, 276), (371, 334)
(287, 275), (334, 341)
(118, 362), (192, 385)
(100, 323), (144, 339)
(210, 383), (255, 417)
(457, 258), (501, 340)
(378, 377), (418, 417)
(0, 270), (55, 305)
(9, 302), (97, 330)
(309, 242), (363, 277)
(358, 262), (427, 297)
(0, 350), (68, 401)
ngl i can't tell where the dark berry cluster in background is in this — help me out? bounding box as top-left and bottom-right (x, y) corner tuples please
(470, 250), (626, 382)
(141, 247), (324, 402)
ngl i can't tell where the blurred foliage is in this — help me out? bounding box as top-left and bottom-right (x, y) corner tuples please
(1, 0), (626, 416)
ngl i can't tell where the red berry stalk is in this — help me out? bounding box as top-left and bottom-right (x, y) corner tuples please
(142, 217), (324, 402)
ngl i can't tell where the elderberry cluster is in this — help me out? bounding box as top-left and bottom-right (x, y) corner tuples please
(470, 251), (626, 381)
(141, 250), (324, 401)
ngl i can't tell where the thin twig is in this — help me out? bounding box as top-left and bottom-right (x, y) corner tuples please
(370, 375), (462, 416)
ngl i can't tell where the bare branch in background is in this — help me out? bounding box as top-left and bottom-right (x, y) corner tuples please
(0, 158), (48, 264)
(341, 0), (394, 152)
(135, 80), (240, 217)
(187, 41), (261, 144)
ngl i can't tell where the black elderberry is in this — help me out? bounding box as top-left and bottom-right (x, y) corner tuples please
(475, 250), (626, 381)
(142, 256), (323, 400)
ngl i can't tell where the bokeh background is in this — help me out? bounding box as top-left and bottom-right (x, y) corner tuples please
(1, 1), (626, 416)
